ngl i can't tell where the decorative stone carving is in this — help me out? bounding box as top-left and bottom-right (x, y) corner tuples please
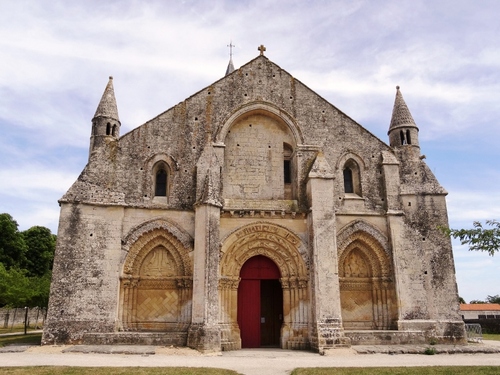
(337, 220), (397, 330)
(119, 220), (194, 332)
(219, 222), (310, 350)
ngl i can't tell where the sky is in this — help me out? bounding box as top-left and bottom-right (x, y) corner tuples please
(0, 0), (499, 303)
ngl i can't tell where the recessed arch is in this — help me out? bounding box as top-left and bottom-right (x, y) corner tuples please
(119, 219), (194, 332)
(215, 101), (304, 145)
(336, 220), (397, 330)
(122, 218), (194, 275)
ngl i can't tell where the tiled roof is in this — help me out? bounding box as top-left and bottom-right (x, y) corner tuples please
(460, 303), (500, 311)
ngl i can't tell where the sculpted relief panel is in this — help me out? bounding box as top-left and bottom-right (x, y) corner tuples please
(338, 221), (398, 330)
(119, 222), (193, 332)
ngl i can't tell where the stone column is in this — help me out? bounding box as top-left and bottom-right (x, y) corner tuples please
(306, 152), (349, 352)
(187, 142), (223, 352)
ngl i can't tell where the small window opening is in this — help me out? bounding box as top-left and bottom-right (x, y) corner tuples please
(400, 130), (406, 145)
(155, 169), (167, 196)
(112, 124), (117, 137)
(106, 123), (111, 135)
(283, 143), (293, 199)
(284, 160), (291, 184)
(343, 168), (354, 193)
(406, 129), (412, 145)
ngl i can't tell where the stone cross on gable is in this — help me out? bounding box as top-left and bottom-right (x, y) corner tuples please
(227, 41), (235, 58)
(258, 44), (266, 56)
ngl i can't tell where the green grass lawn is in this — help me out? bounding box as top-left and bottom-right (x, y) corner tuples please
(0, 333), (42, 347)
(291, 368), (500, 375)
(483, 333), (500, 341)
(0, 326), (41, 334)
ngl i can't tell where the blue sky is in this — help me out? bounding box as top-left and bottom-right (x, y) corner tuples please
(0, 0), (499, 302)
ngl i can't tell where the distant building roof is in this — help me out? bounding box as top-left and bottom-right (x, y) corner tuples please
(460, 304), (500, 311)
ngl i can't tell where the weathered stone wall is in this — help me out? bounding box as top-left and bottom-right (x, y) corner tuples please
(43, 204), (125, 344)
(45, 54), (465, 348)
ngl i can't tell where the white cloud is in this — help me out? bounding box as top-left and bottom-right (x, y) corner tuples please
(0, 0), (499, 300)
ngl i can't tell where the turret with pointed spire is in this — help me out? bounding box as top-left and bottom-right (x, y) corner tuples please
(388, 86), (419, 148)
(89, 76), (121, 156)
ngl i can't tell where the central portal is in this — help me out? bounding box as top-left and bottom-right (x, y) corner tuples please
(237, 255), (283, 348)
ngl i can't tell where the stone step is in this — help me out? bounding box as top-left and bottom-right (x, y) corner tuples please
(82, 332), (187, 346)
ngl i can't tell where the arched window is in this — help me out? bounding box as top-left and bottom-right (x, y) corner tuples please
(106, 123), (111, 136)
(283, 143), (293, 199)
(400, 130), (406, 145)
(155, 168), (167, 197)
(343, 159), (362, 196)
(112, 124), (117, 137)
(343, 168), (354, 193)
(406, 129), (411, 145)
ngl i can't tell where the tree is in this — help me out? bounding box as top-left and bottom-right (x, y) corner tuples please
(0, 214), (56, 308)
(0, 213), (27, 268)
(0, 263), (32, 307)
(443, 220), (500, 256)
(469, 299), (486, 304)
(21, 226), (56, 277)
(486, 294), (500, 304)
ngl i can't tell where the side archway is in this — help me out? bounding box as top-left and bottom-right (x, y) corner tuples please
(119, 219), (193, 332)
(337, 221), (397, 330)
(219, 222), (309, 350)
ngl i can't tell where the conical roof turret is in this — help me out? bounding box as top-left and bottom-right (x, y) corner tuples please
(388, 86), (417, 133)
(93, 76), (120, 121)
(388, 86), (419, 148)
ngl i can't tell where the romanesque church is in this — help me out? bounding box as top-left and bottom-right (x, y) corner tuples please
(43, 47), (465, 352)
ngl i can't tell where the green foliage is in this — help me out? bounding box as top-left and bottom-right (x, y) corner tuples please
(0, 333), (42, 348)
(442, 220), (500, 256)
(0, 213), (27, 268)
(423, 347), (436, 355)
(469, 300), (486, 304)
(291, 368), (500, 375)
(0, 264), (30, 307)
(0, 264), (52, 308)
(458, 296), (466, 304)
(0, 213), (56, 308)
(21, 226), (56, 276)
(486, 294), (500, 304)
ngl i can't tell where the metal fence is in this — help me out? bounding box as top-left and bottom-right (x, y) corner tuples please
(465, 323), (483, 343)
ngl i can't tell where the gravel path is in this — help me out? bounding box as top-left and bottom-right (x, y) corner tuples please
(1, 344), (500, 375)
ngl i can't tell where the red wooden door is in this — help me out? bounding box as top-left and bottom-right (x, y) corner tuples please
(238, 256), (281, 348)
(238, 279), (260, 347)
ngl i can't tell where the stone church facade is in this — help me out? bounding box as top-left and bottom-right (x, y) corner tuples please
(43, 48), (465, 352)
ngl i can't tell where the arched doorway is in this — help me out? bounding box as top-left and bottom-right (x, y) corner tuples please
(238, 255), (283, 348)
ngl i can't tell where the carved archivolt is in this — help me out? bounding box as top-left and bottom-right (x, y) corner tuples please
(337, 220), (392, 278)
(220, 222), (308, 279)
(122, 219), (193, 276)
